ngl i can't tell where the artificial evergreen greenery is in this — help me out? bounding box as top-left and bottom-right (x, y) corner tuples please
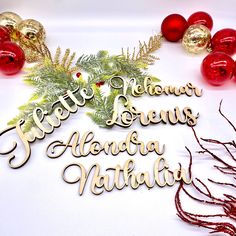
(9, 34), (161, 131)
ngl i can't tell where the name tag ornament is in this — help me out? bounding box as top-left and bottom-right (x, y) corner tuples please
(0, 86), (94, 169)
(46, 130), (165, 158)
(62, 158), (192, 196)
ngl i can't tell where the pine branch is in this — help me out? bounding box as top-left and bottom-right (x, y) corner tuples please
(9, 49), (81, 132)
(122, 33), (162, 65)
(10, 39), (161, 130)
(86, 85), (120, 128)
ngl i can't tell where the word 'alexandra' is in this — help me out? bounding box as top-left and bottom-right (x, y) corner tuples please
(47, 130), (165, 158)
(62, 158), (192, 196)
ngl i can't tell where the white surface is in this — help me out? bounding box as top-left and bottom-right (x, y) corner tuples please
(0, 0), (236, 236)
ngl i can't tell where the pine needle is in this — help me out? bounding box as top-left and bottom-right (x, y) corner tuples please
(54, 47), (61, 65)
(61, 49), (70, 67)
(66, 52), (76, 70)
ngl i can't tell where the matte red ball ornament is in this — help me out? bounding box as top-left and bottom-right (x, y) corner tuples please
(211, 28), (236, 56)
(161, 14), (188, 42)
(188, 11), (213, 30)
(0, 41), (25, 75)
(0, 26), (11, 43)
(201, 52), (235, 86)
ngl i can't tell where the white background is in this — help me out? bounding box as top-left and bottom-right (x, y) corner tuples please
(0, 0), (236, 235)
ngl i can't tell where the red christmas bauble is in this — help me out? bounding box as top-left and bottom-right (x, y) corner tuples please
(234, 61), (236, 79)
(0, 41), (25, 75)
(211, 28), (236, 56)
(201, 52), (235, 86)
(188, 11), (213, 30)
(0, 26), (11, 43)
(161, 14), (188, 42)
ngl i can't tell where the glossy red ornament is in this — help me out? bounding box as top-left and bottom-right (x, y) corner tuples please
(0, 26), (11, 43)
(188, 11), (213, 30)
(211, 28), (236, 56)
(201, 52), (235, 86)
(234, 61), (236, 79)
(0, 41), (25, 75)
(161, 14), (188, 42)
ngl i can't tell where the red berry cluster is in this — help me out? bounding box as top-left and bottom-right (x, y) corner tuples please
(76, 71), (105, 88)
(95, 81), (105, 87)
(0, 26), (25, 75)
(161, 12), (236, 86)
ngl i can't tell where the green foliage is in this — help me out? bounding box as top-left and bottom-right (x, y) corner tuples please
(76, 50), (160, 86)
(8, 56), (81, 132)
(9, 44), (160, 131)
(76, 50), (159, 126)
(8, 100), (51, 132)
(86, 85), (120, 128)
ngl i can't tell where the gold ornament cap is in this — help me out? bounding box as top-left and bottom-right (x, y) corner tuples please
(17, 19), (46, 44)
(182, 24), (211, 54)
(0, 11), (22, 39)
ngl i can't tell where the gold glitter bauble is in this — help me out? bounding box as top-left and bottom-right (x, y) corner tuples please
(17, 19), (46, 44)
(182, 24), (211, 54)
(0, 12), (22, 39)
(19, 43), (43, 63)
(16, 19), (46, 62)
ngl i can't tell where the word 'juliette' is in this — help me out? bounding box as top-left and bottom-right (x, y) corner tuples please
(0, 87), (93, 169)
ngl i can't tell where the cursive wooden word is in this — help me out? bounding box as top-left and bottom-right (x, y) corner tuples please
(0, 87), (94, 169)
(46, 130), (165, 158)
(106, 95), (199, 128)
(62, 158), (192, 196)
(110, 76), (203, 97)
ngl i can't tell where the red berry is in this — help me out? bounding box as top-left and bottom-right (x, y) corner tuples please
(188, 11), (213, 30)
(161, 14), (188, 42)
(95, 81), (105, 87)
(201, 52), (235, 86)
(76, 72), (81, 78)
(211, 28), (236, 56)
(0, 41), (25, 75)
(0, 26), (11, 43)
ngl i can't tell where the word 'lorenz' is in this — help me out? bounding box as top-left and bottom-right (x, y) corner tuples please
(107, 103), (199, 128)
